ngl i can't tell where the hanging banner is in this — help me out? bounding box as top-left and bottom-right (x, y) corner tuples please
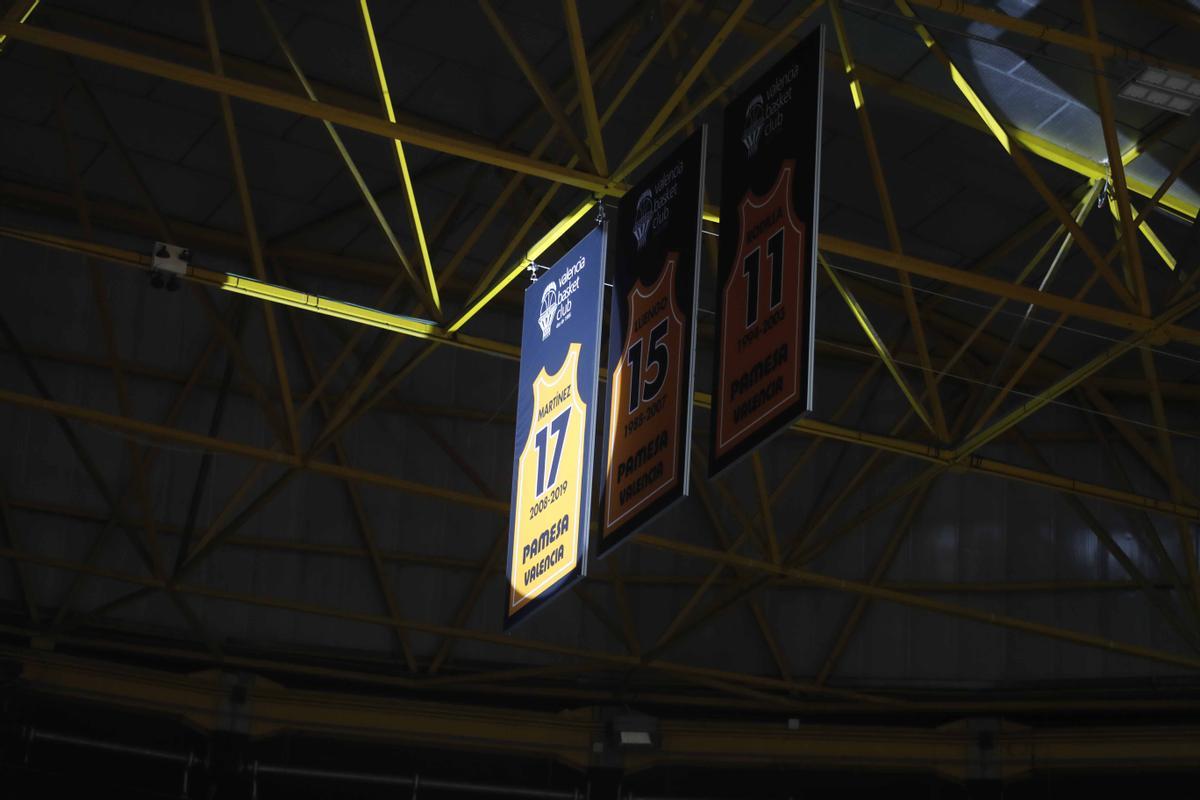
(505, 224), (607, 628)
(709, 26), (824, 477)
(600, 127), (707, 554)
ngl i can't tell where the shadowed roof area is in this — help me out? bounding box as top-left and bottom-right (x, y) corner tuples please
(1, 0), (1200, 789)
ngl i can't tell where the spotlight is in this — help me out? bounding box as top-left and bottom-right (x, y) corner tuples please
(607, 711), (658, 751)
(616, 730), (652, 747)
(150, 271), (165, 289)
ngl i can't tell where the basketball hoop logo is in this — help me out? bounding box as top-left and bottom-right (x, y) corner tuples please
(743, 95), (765, 157)
(537, 281), (558, 340)
(633, 189), (654, 251)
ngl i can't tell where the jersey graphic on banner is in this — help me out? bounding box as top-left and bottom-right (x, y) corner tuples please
(605, 256), (684, 531)
(709, 28), (823, 476)
(715, 161), (806, 453)
(510, 343), (587, 615)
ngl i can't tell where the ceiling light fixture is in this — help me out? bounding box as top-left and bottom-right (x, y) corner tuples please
(607, 711), (658, 751)
(1118, 66), (1200, 115)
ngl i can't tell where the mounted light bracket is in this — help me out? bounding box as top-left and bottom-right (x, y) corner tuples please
(151, 242), (191, 276)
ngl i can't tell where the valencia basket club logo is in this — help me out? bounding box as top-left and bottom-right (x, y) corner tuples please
(633, 189), (654, 251)
(538, 280), (558, 340)
(743, 94), (765, 158)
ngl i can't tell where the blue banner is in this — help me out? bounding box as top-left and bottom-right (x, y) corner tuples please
(505, 224), (607, 628)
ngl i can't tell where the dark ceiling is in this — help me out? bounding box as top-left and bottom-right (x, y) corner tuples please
(1, 0), (1200, 791)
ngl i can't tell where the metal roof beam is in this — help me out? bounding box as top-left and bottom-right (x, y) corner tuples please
(3, 373), (1194, 534)
(199, 0), (301, 457)
(359, 0), (443, 316)
(829, 0), (948, 441)
(894, 0), (1140, 313)
(284, 289), (420, 671)
(691, 2), (1198, 219)
(901, 0), (1200, 81)
(637, 534), (1200, 672)
(561, 0), (608, 175)
(0, 21), (624, 196)
(251, 0), (440, 319)
(4, 225), (1197, 526)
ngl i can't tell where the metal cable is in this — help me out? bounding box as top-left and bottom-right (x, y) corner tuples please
(818, 338), (1200, 442)
(826, 261), (1200, 367)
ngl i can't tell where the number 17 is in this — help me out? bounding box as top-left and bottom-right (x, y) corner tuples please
(534, 407), (571, 496)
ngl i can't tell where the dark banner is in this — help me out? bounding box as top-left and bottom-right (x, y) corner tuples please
(505, 225), (607, 628)
(600, 127), (707, 554)
(709, 27), (824, 477)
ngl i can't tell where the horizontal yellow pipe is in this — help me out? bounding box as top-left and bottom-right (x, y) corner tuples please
(0, 225), (521, 361)
(202, 266), (438, 337)
(200, 267), (518, 359)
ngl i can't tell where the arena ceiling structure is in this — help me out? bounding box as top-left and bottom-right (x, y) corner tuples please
(1, 0), (1199, 796)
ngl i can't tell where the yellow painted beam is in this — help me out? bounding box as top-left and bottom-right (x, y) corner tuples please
(893, 0), (1140, 312)
(252, 0), (438, 318)
(601, 0), (695, 127)
(1109, 197), (1177, 272)
(479, 0), (595, 170)
(200, 0), (301, 456)
(0, 387), (509, 513)
(0, 225), (516, 360)
(828, 0), (949, 441)
(360, 0), (441, 315)
(625, 1), (823, 193)
(1083, 0), (1147, 312)
(446, 200), (594, 333)
(841, 57), (1198, 220)
(903, 0), (1200, 81)
(453, 0), (815, 331)
(621, 0), (753, 167)
(562, 0), (608, 175)
(637, 534), (1200, 669)
(1, 360), (1196, 526)
(6, 222), (1198, 350)
(0, 21), (623, 196)
(820, 254), (937, 437)
(0, 0), (37, 50)
(819, 234), (1200, 346)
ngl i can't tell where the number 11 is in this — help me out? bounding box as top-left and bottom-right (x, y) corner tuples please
(741, 228), (784, 328)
